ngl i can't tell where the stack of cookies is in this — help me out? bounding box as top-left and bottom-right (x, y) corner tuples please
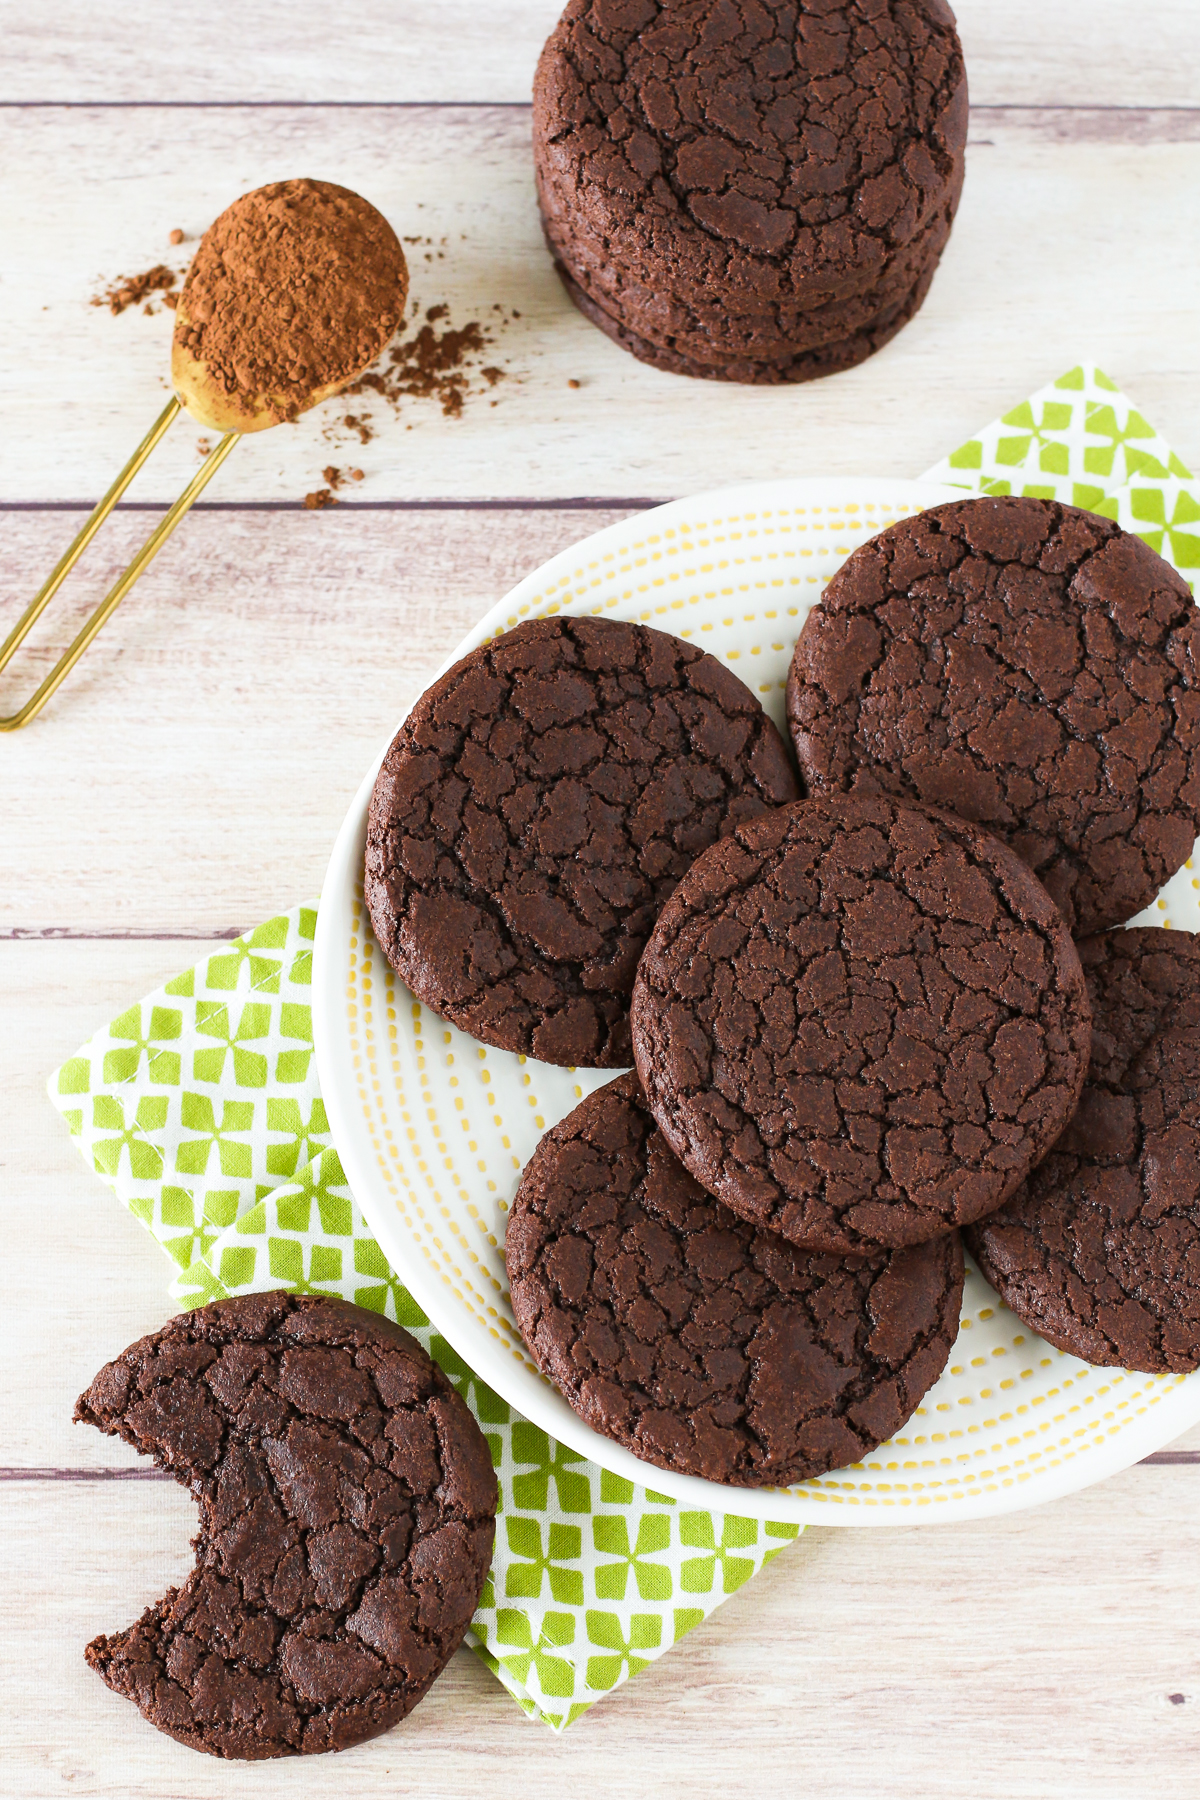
(365, 496), (1200, 1493)
(533, 0), (969, 383)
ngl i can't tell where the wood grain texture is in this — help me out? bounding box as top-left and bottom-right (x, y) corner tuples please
(0, 104), (1198, 504)
(3, 1468), (1199, 1800)
(5, 0), (1200, 106)
(5, 3), (1200, 1792)
(1, 508), (636, 932)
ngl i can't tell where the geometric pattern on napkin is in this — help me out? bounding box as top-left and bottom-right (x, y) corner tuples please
(48, 910), (799, 1730)
(923, 361), (1199, 588)
(169, 1159), (799, 1729)
(48, 364), (1197, 1729)
(49, 907), (330, 1268)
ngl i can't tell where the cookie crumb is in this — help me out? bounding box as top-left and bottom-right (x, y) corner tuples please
(567, 377), (581, 388)
(168, 228), (184, 245)
(322, 465), (344, 489)
(303, 488), (338, 509)
(196, 438), (212, 458)
(350, 468), (364, 481)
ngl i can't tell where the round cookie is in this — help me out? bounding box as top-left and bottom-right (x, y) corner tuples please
(630, 792), (1092, 1254)
(787, 496), (1200, 936)
(75, 1292), (497, 1759)
(507, 1071), (965, 1485)
(365, 615), (800, 1066)
(533, 0), (967, 377)
(538, 151), (957, 375)
(967, 928), (1200, 1373)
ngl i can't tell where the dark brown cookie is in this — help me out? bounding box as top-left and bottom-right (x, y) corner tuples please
(787, 497), (1200, 935)
(533, 0), (967, 376)
(538, 150), (956, 374)
(508, 1071), (964, 1484)
(365, 615), (800, 1066)
(967, 928), (1200, 1372)
(75, 1293), (497, 1759)
(551, 243), (941, 385)
(631, 792), (1092, 1253)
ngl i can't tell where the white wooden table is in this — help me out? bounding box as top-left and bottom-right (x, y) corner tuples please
(3, 6), (1199, 1793)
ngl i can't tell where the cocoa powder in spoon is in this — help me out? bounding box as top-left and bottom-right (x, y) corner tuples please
(173, 178), (408, 422)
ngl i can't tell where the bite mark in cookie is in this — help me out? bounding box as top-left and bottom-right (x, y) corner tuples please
(76, 1293), (497, 1758)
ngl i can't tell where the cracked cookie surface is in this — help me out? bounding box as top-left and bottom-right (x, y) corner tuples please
(967, 928), (1200, 1372)
(76, 1293), (497, 1759)
(365, 615), (800, 1066)
(550, 235), (941, 383)
(508, 1071), (964, 1483)
(533, 0), (966, 370)
(631, 793), (1091, 1253)
(787, 497), (1200, 935)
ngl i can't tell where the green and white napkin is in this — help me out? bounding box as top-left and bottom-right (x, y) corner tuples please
(49, 363), (1198, 1730)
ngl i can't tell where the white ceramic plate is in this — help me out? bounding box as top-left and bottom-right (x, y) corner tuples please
(314, 476), (1200, 1524)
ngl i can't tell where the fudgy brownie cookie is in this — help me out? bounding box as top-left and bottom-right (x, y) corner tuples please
(365, 615), (799, 1066)
(539, 154), (955, 377)
(787, 497), (1200, 936)
(552, 241), (941, 384)
(76, 1293), (497, 1759)
(631, 792), (1091, 1254)
(967, 928), (1200, 1372)
(534, 0), (967, 380)
(508, 1071), (964, 1484)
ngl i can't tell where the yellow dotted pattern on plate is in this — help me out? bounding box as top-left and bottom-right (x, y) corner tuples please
(344, 499), (1192, 1502)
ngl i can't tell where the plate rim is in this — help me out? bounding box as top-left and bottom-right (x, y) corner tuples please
(314, 473), (1200, 1525)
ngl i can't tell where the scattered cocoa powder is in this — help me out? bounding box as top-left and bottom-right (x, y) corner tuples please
(173, 179), (408, 421)
(303, 488), (338, 510)
(92, 264), (182, 315)
(342, 303), (509, 421)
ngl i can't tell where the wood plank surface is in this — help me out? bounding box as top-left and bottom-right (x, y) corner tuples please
(1, 508), (637, 932)
(6, 0), (1200, 106)
(4, 2), (1200, 1794)
(2, 104), (1199, 503)
(4, 1459), (1200, 1799)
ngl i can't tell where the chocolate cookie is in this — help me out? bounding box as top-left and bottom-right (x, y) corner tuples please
(508, 1071), (964, 1484)
(539, 157), (955, 378)
(76, 1293), (497, 1759)
(631, 792), (1092, 1253)
(365, 615), (800, 1066)
(533, 0), (967, 379)
(787, 497), (1200, 935)
(967, 928), (1200, 1372)
(552, 244), (941, 385)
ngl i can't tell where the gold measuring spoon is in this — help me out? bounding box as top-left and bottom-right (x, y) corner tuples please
(1, 178), (408, 730)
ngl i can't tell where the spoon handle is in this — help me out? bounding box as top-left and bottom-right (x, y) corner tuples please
(0, 399), (240, 732)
